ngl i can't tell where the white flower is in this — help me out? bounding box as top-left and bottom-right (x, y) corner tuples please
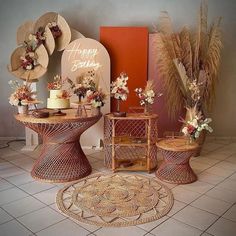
(146, 90), (155, 98)
(26, 65), (32, 70)
(140, 100), (145, 105)
(182, 127), (188, 136)
(195, 131), (200, 138)
(121, 94), (127, 101)
(111, 73), (129, 101)
(86, 90), (93, 97)
(92, 100), (102, 108)
(189, 118), (198, 128)
(147, 97), (154, 104)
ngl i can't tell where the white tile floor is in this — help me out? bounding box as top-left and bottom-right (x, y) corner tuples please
(0, 139), (236, 236)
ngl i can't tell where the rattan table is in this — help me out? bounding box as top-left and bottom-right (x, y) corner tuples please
(104, 113), (158, 172)
(156, 138), (199, 184)
(15, 109), (102, 183)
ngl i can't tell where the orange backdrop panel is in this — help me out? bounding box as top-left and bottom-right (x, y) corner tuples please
(100, 27), (148, 112)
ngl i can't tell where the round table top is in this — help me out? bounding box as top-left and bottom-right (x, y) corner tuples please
(15, 108), (102, 124)
(105, 113), (158, 120)
(156, 138), (199, 152)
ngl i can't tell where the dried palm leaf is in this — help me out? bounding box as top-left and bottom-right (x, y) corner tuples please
(154, 33), (186, 118)
(172, 33), (181, 60)
(173, 59), (188, 95)
(144, 80), (155, 92)
(158, 11), (173, 35)
(197, 69), (207, 100)
(203, 17), (222, 109)
(199, 0), (208, 62)
(185, 105), (202, 121)
(179, 27), (193, 78)
(153, 0), (222, 118)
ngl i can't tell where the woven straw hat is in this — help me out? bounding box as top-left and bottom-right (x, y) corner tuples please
(8, 44), (49, 81)
(34, 12), (71, 51)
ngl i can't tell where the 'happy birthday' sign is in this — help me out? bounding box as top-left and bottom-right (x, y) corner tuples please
(61, 37), (111, 147)
(65, 42), (102, 71)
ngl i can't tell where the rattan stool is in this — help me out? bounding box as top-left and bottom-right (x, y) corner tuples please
(156, 138), (199, 184)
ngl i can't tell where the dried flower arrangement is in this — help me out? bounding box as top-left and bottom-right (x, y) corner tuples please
(154, 0), (222, 118)
(56, 90), (71, 99)
(20, 52), (38, 70)
(67, 70), (97, 100)
(110, 72), (129, 101)
(180, 106), (213, 141)
(24, 30), (46, 53)
(86, 88), (106, 108)
(47, 75), (62, 90)
(135, 81), (162, 106)
(47, 22), (62, 39)
(8, 80), (36, 106)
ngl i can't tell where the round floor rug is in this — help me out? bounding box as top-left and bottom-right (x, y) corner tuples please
(56, 173), (174, 227)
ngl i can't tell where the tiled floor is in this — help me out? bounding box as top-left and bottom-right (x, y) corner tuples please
(0, 139), (236, 236)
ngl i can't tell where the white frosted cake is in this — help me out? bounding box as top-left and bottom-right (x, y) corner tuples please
(47, 90), (70, 109)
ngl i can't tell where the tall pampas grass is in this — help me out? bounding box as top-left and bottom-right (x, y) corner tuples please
(154, 0), (222, 118)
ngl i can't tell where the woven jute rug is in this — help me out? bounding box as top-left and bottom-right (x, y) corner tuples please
(56, 173), (174, 227)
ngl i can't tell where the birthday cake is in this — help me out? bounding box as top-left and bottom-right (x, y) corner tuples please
(47, 90), (70, 109)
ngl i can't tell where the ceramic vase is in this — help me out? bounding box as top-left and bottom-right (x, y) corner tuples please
(17, 105), (28, 114)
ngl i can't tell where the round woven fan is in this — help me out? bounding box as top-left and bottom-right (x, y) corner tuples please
(34, 12), (71, 51)
(8, 44), (49, 81)
(16, 20), (55, 55)
(16, 21), (35, 45)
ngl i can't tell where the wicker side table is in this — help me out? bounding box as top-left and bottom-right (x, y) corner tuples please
(156, 138), (199, 184)
(15, 109), (102, 183)
(104, 113), (158, 172)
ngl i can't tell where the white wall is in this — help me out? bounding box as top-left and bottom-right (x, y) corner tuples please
(0, 0), (236, 137)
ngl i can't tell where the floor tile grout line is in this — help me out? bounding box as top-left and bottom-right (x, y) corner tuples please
(135, 216), (170, 232)
(201, 141), (236, 156)
(200, 212), (230, 235)
(200, 231), (214, 236)
(33, 218), (89, 235)
(150, 215), (205, 234)
(47, 203), (101, 233)
(0, 177), (61, 216)
(0, 206), (36, 235)
(145, 216), (171, 234)
(170, 170), (236, 217)
(160, 176), (235, 232)
(0, 206), (15, 225)
(190, 154), (236, 178)
(166, 171), (236, 234)
(0, 185), (94, 234)
(219, 202), (236, 223)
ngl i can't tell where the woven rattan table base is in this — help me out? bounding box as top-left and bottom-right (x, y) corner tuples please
(156, 149), (197, 184)
(56, 173), (174, 227)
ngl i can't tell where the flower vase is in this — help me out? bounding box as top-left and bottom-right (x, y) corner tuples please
(113, 99), (126, 117)
(17, 105), (28, 114)
(144, 104), (151, 115)
(78, 95), (82, 103)
(187, 136), (195, 145)
(91, 107), (101, 116)
(182, 108), (206, 156)
(194, 130), (206, 156)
